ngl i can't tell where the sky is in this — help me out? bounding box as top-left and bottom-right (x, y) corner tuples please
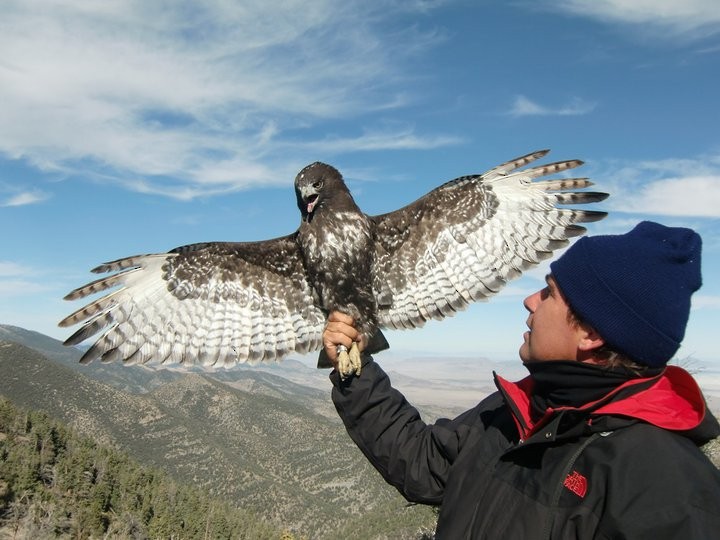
(1, 0), (719, 368)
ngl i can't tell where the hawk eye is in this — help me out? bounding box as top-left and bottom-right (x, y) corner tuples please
(312, 180), (323, 189)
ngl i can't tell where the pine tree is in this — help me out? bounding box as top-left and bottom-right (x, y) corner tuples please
(0, 398), (282, 539)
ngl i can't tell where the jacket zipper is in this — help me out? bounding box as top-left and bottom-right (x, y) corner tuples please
(541, 431), (610, 540)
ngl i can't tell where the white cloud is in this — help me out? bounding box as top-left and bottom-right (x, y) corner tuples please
(0, 1), (454, 199)
(285, 127), (464, 153)
(696, 43), (720, 55)
(546, 0), (720, 38)
(603, 157), (720, 218)
(0, 262), (50, 299)
(693, 295), (720, 310)
(0, 261), (33, 277)
(508, 95), (596, 117)
(1, 190), (50, 207)
(0, 280), (50, 297)
(622, 176), (720, 218)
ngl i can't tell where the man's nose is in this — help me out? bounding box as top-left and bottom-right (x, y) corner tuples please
(524, 290), (540, 312)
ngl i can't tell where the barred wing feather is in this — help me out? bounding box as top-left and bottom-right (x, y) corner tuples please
(371, 150), (608, 330)
(59, 237), (325, 367)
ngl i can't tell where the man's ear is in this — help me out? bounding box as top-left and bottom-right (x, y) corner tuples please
(577, 325), (605, 352)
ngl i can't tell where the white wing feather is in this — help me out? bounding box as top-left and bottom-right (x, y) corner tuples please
(372, 150), (607, 329)
(60, 241), (325, 367)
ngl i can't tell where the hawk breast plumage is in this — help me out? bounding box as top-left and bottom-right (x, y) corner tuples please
(60, 150), (608, 374)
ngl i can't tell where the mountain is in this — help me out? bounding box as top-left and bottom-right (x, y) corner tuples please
(0, 324), (509, 421)
(0, 324), (80, 363)
(0, 396), (283, 539)
(0, 337), (437, 538)
(0, 324), (184, 393)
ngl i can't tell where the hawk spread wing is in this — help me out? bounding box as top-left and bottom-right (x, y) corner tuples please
(60, 149), (608, 368)
(372, 150), (605, 329)
(61, 237), (326, 366)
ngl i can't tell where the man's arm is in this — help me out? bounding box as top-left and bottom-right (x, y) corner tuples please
(324, 313), (472, 504)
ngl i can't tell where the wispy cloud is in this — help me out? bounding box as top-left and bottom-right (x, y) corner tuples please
(0, 261), (33, 277)
(695, 43), (720, 55)
(0, 1), (454, 199)
(693, 295), (720, 310)
(0, 280), (50, 297)
(601, 156), (720, 218)
(620, 176), (720, 218)
(544, 0), (720, 38)
(508, 95), (596, 117)
(284, 127), (464, 153)
(0, 261), (50, 298)
(0, 190), (50, 207)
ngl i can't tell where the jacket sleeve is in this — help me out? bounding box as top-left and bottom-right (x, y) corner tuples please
(330, 354), (478, 505)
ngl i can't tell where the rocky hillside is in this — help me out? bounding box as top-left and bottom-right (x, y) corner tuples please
(0, 337), (436, 539)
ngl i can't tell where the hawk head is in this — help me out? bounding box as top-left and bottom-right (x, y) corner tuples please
(294, 162), (347, 221)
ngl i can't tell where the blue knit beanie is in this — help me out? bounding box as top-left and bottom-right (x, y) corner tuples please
(550, 221), (702, 367)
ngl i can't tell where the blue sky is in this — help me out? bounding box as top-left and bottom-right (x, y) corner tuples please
(1, 0), (719, 367)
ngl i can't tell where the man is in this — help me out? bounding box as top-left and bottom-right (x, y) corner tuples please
(322, 221), (720, 539)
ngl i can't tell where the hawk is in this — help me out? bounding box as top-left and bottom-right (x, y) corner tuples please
(59, 150), (608, 377)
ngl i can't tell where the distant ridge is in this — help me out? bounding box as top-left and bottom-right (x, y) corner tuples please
(0, 330), (437, 538)
(0, 323), (80, 363)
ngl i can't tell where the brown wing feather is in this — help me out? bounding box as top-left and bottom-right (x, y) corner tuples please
(371, 150), (608, 330)
(59, 235), (325, 366)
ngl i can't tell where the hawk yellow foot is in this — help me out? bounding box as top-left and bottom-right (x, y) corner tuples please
(337, 342), (362, 379)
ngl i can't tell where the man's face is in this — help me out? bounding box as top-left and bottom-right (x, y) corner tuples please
(519, 274), (587, 363)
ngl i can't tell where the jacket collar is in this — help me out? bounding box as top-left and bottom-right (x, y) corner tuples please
(494, 364), (713, 443)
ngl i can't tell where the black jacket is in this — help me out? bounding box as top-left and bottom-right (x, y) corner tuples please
(331, 357), (720, 539)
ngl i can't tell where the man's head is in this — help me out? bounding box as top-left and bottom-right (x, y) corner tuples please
(520, 274), (605, 364)
(547, 221), (702, 368)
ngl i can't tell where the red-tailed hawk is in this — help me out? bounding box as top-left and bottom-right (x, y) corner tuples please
(60, 150), (608, 377)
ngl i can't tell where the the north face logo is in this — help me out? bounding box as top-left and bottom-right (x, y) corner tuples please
(564, 470), (588, 498)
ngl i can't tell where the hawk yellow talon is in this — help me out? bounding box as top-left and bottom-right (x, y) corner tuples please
(337, 342), (362, 380)
(349, 341), (362, 377)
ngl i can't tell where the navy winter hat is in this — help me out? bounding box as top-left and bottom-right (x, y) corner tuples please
(550, 221), (702, 367)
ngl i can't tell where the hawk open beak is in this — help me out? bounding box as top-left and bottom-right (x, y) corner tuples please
(306, 194), (319, 213)
(299, 185), (320, 213)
